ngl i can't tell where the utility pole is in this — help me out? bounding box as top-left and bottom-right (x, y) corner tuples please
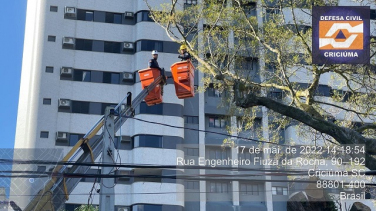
(99, 107), (115, 211)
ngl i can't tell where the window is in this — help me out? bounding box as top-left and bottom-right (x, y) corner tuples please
(272, 186), (288, 195)
(184, 116), (199, 124)
(104, 41), (121, 53)
(77, 10), (94, 21)
(72, 101), (90, 114)
(136, 40), (163, 52)
(185, 180), (199, 189)
(73, 70), (91, 82)
(209, 181), (230, 193)
(184, 148), (199, 156)
(103, 72), (120, 84)
(316, 85), (331, 96)
(43, 98), (51, 105)
(208, 116), (227, 128)
(240, 183), (259, 195)
(207, 147), (230, 160)
(75, 39), (93, 51)
(74, 38), (123, 54)
(106, 12), (123, 24)
(81, 169), (101, 182)
(264, 8), (280, 22)
(40, 131), (49, 138)
(45, 66), (54, 73)
(92, 40), (104, 52)
(48, 36), (56, 42)
(69, 133), (84, 146)
(136, 11), (154, 22)
(134, 135), (163, 148)
(139, 102), (163, 115)
(207, 84), (222, 97)
(50, 6), (58, 12)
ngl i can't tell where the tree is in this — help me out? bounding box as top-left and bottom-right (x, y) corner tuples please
(146, 0), (376, 170)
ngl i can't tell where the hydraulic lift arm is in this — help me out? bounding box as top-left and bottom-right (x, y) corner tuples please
(22, 76), (164, 211)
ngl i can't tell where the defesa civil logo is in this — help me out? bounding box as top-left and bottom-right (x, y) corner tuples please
(312, 6), (370, 64)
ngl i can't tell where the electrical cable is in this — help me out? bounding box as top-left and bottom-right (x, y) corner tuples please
(125, 116), (342, 148)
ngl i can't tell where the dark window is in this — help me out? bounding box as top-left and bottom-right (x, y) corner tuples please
(240, 183), (259, 195)
(139, 102), (163, 115)
(91, 71), (103, 83)
(89, 102), (102, 115)
(136, 11), (154, 22)
(113, 13), (122, 24)
(75, 39), (93, 51)
(209, 181), (230, 193)
(73, 70), (91, 82)
(93, 11), (106, 22)
(50, 6), (58, 12)
(136, 40), (163, 52)
(104, 41), (121, 53)
(184, 116), (199, 124)
(92, 40), (104, 52)
(69, 133), (84, 146)
(103, 72), (120, 84)
(134, 135), (163, 148)
(40, 131), (49, 138)
(84, 11), (94, 21)
(185, 180), (199, 189)
(77, 10), (95, 21)
(105, 12), (123, 24)
(184, 148), (199, 156)
(45, 66), (54, 73)
(371, 10), (376, 20)
(72, 101), (90, 114)
(208, 116), (227, 128)
(43, 98), (52, 105)
(48, 36), (56, 42)
(316, 85), (331, 96)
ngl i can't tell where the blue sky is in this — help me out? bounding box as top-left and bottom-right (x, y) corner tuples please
(0, 0), (27, 148)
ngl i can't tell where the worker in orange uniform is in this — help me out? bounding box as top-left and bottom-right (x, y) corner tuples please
(148, 50), (166, 95)
(178, 44), (191, 61)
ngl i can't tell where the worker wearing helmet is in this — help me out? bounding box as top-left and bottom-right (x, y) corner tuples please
(148, 50), (166, 94)
(178, 44), (191, 61)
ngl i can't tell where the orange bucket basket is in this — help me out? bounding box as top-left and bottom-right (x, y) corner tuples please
(170, 61), (195, 99)
(138, 68), (163, 106)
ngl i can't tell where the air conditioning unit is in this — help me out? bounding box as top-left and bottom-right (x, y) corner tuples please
(123, 42), (134, 50)
(65, 7), (76, 18)
(58, 99), (71, 108)
(60, 67), (73, 76)
(62, 37), (75, 46)
(56, 132), (68, 142)
(122, 72), (134, 82)
(117, 207), (130, 211)
(124, 11), (134, 18)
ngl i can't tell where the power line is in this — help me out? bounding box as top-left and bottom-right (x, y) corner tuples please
(128, 116), (291, 147)
(0, 158), (313, 172)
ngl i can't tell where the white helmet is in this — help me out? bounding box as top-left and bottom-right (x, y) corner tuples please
(151, 50), (158, 55)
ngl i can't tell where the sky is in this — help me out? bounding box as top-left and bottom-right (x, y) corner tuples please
(0, 0), (27, 149)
